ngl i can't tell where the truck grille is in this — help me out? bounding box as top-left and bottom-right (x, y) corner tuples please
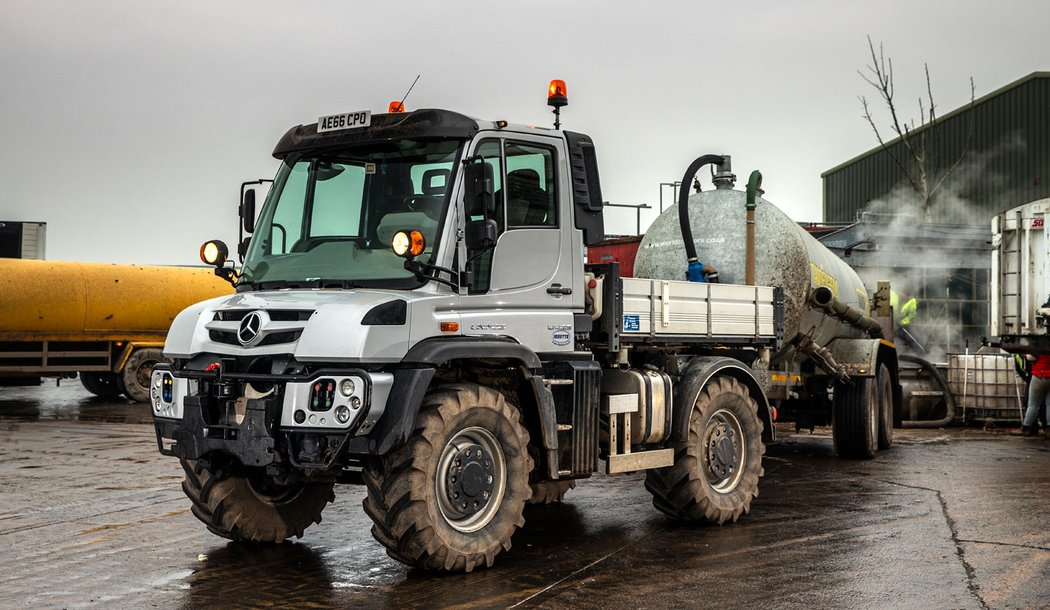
(205, 309), (313, 347)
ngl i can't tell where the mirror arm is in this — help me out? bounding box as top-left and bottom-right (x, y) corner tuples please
(404, 260), (460, 291)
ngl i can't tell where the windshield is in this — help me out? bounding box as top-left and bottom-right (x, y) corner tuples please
(240, 139), (462, 288)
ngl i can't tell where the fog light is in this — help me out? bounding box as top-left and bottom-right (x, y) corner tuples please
(294, 410), (306, 424)
(350, 396), (362, 410)
(339, 378), (356, 397)
(334, 405), (351, 424)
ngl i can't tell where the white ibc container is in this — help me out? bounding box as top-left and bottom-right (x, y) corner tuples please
(946, 353), (1026, 423)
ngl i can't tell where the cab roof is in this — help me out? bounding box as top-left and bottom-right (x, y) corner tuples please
(273, 109), (481, 159)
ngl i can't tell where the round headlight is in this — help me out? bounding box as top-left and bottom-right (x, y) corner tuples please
(339, 378), (356, 397)
(391, 231), (411, 257)
(200, 240), (229, 266)
(334, 405), (351, 424)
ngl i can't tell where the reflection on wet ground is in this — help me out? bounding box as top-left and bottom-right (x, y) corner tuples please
(0, 381), (153, 424)
(0, 383), (1048, 609)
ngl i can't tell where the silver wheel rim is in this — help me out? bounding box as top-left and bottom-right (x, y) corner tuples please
(702, 408), (746, 493)
(436, 426), (506, 533)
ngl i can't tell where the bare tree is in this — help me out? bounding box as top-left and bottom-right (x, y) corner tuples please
(859, 36), (975, 222)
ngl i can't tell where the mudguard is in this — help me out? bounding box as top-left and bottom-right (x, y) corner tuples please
(671, 356), (774, 443)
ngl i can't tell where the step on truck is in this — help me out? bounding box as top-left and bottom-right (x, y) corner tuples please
(150, 83), (900, 572)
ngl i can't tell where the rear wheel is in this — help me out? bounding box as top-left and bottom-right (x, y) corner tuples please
(645, 376), (765, 524)
(120, 348), (165, 402)
(833, 376), (878, 459)
(362, 383), (533, 572)
(80, 372), (122, 398)
(876, 364), (894, 450)
(180, 460), (334, 542)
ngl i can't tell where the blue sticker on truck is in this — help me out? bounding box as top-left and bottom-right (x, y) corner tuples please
(552, 330), (571, 346)
(623, 314), (640, 332)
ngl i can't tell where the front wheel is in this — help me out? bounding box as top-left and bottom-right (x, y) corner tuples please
(645, 376), (765, 524)
(362, 383), (533, 572)
(180, 460), (335, 542)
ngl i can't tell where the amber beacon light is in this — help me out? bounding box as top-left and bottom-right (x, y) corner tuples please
(388, 101), (406, 113)
(547, 80), (568, 108)
(547, 79), (568, 130)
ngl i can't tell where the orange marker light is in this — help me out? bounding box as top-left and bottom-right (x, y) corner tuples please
(547, 79), (568, 108)
(440, 322), (460, 333)
(388, 101), (405, 113)
(409, 230), (425, 257)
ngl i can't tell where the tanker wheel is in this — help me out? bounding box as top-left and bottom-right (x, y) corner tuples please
(876, 364), (894, 450)
(833, 376), (878, 459)
(644, 376), (764, 524)
(528, 479), (576, 504)
(119, 348), (165, 402)
(361, 383), (533, 573)
(180, 459), (335, 542)
(80, 372), (122, 398)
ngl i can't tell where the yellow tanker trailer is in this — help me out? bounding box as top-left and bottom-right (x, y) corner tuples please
(0, 259), (232, 401)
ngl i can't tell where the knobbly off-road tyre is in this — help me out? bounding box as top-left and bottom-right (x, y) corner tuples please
(876, 364), (894, 450)
(645, 376), (765, 524)
(80, 372), (122, 398)
(180, 459), (335, 542)
(528, 479), (576, 504)
(361, 383), (533, 573)
(119, 348), (165, 402)
(833, 376), (878, 459)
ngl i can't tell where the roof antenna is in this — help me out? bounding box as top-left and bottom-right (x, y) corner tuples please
(392, 74), (420, 113)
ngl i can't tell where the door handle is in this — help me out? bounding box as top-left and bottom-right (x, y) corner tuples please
(547, 283), (573, 296)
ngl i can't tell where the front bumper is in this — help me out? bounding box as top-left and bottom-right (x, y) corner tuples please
(150, 364), (393, 469)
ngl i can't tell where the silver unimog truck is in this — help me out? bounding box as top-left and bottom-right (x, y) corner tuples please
(150, 85), (900, 572)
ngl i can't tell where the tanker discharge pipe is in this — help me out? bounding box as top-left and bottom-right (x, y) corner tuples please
(677, 154), (726, 282)
(810, 286), (884, 339)
(745, 170), (762, 286)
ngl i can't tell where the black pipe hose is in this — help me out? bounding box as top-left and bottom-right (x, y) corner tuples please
(678, 154), (726, 265)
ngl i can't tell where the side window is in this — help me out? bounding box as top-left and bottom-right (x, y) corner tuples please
(504, 142), (557, 228)
(309, 163), (365, 237)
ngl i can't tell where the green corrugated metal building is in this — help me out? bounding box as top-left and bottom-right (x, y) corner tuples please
(822, 72), (1050, 224)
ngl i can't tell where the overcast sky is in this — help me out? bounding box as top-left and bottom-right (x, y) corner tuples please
(2, 0), (1047, 265)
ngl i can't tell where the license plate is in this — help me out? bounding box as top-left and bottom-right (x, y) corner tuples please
(317, 110), (371, 133)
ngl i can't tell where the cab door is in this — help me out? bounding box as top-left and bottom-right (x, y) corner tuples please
(456, 134), (579, 353)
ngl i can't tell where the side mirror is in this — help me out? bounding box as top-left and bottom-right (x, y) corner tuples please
(240, 189), (257, 234)
(463, 160), (494, 217)
(465, 219), (498, 252)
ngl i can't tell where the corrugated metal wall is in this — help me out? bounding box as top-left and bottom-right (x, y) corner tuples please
(823, 73), (1050, 224)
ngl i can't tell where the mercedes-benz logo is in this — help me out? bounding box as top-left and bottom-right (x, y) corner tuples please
(237, 311), (266, 346)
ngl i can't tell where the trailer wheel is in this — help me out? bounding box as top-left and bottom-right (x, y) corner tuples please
(832, 376), (878, 459)
(119, 348), (165, 402)
(180, 459), (334, 542)
(528, 479), (576, 504)
(645, 376), (764, 524)
(361, 383), (533, 572)
(80, 372), (122, 398)
(876, 364), (894, 450)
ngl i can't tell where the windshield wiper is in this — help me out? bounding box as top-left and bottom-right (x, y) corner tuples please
(241, 279), (366, 291)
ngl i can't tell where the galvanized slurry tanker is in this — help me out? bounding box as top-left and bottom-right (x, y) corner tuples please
(148, 82), (900, 573)
(635, 158), (901, 455)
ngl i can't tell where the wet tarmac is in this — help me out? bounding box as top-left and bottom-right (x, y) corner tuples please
(1, 381), (1048, 609)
